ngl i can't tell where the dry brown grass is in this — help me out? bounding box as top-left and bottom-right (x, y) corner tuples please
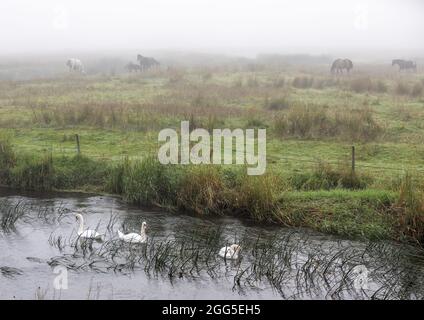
(394, 174), (424, 243)
(274, 103), (383, 141)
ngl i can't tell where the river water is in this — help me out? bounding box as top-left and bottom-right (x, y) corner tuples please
(1, 188), (424, 300)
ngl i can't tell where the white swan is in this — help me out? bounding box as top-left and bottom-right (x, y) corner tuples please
(118, 221), (147, 244)
(218, 244), (241, 260)
(75, 213), (103, 240)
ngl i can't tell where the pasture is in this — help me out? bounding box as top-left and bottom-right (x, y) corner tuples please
(1, 55), (424, 242)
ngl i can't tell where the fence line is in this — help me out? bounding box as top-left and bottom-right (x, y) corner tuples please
(37, 137), (424, 175)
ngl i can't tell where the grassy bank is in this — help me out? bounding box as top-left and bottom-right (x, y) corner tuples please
(1, 136), (423, 244)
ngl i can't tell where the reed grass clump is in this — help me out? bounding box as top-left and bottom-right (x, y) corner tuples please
(0, 200), (28, 232)
(234, 173), (283, 221)
(288, 162), (369, 191)
(116, 156), (179, 207)
(53, 155), (109, 190)
(176, 166), (228, 215)
(0, 136), (16, 184)
(10, 154), (54, 191)
(106, 159), (127, 195)
(278, 189), (395, 239)
(274, 104), (382, 141)
(394, 174), (424, 243)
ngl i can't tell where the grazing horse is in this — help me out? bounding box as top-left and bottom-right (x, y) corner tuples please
(137, 54), (160, 72)
(392, 59), (417, 72)
(66, 58), (85, 74)
(125, 62), (142, 72)
(331, 59), (353, 74)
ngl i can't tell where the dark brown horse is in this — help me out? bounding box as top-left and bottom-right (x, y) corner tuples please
(392, 59), (417, 72)
(137, 54), (160, 72)
(331, 59), (353, 74)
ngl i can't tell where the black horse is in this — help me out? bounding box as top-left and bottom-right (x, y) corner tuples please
(392, 59), (417, 72)
(331, 59), (353, 74)
(137, 54), (160, 72)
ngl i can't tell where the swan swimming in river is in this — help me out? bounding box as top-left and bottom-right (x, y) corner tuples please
(218, 244), (241, 260)
(75, 213), (103, 240)
(118, 221), (147, 244)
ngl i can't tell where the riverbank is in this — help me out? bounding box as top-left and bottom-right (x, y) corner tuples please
(1, 139), (422, 244)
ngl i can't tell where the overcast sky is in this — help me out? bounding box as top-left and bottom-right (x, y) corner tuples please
(0, 0), (423, 56)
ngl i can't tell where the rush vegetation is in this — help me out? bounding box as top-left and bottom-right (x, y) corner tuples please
(1, 55), (424, 244)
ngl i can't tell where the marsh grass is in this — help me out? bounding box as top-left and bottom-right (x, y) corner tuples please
(234, 173), (283, 221)
(1, 138), (110, 191)
(10, 154), (54, 191)
(53, 155), (109, 190)
(2, 66), (424, 243)
(394, 174), (424, 243)
(348, 77), (375, 93)
(112, 156), (179, 207)
(177, 166), (228, 215)
(274, 104), (382, 141)
(0, 199), (68, 233)
(288, 162), (370, 191)
(393, 105), (414, 122)
(1, 67), (419, 149)
(0, 200), (28, 232)
(0, 150), (418, 241)
(0, 266), (23, 279)
(0, 136), (16, 184)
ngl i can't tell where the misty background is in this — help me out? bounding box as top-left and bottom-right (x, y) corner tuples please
(0, 0), (423, 79)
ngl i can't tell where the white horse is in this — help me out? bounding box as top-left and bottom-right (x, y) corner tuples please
(66, 58), (85, 74)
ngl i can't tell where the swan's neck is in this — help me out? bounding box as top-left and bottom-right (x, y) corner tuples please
(78, 216), (84, 234)
(141, 225), (146, 236)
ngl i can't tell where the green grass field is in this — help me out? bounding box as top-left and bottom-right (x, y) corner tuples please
(1, 63), (424, 242)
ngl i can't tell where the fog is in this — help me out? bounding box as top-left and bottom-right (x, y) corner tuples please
(0, 0), (423, 58)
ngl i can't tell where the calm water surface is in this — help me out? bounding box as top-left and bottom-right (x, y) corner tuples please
(1, 188), (424, 300)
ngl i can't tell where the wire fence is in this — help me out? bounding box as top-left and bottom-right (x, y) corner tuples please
(37, 135), (424, 177)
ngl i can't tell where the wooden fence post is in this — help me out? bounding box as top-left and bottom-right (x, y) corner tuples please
(75, 134), (80, 155)
(351, 145), (355, 173)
